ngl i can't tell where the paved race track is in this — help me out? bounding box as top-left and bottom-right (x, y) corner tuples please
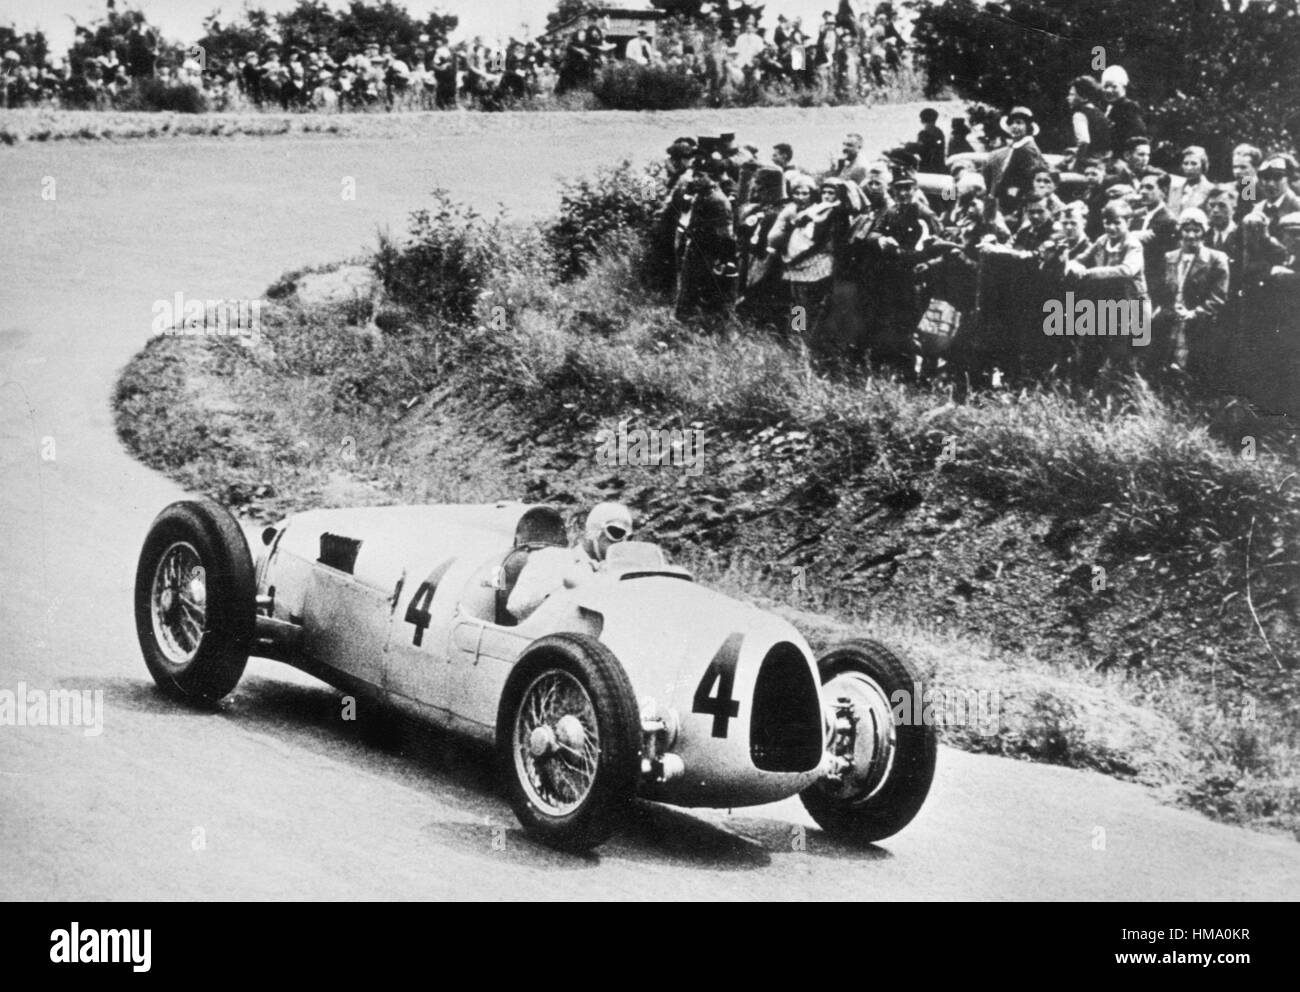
(2, 110), (1299, 900)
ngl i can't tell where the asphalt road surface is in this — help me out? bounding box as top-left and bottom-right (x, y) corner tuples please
(2, 111), (1299, 900)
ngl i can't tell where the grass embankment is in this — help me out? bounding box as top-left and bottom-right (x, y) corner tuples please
(115, 168), (1300, 838)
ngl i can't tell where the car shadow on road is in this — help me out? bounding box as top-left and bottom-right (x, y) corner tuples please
(104, 673), (877, 869)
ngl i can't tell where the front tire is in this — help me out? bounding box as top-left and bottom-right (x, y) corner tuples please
(134, 499), (255, 704)
(497, 633), (640, 851)
(800, 639), (936, 843)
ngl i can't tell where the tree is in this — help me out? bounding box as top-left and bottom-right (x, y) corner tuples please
(0, 25), (49, 66)
(911, 0), (1300, 163)
(195, 7), (274, 67)
(67, 1), (165, 77)
(547, 0), (593, 35)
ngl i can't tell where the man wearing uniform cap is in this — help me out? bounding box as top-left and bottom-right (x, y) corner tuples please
(1242, 154), (1300, 278)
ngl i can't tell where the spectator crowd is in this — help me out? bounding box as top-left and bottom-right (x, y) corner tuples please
(658, 69), (1300, 412)
(0, 2), (914, 112)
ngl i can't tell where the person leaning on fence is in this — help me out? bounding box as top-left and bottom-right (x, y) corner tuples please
(1064, 199), (1149, 375)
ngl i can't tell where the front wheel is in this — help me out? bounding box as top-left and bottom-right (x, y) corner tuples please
(800, 639), (936, 843)
(497, 633), (640, 851)
(134, 499), (255, 705)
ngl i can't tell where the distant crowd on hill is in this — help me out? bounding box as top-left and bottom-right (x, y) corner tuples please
(0, 2), (915, 112)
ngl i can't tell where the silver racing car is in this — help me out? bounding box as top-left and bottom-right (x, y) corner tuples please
(135, 498), (936, 850)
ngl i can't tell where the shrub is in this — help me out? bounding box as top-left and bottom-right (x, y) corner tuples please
(911, 0), (1300, 163)
(119, 78), (209, 114)
(544, 160), (666, 281)
(591, 61), (703, 111)
(372, 189), (502, 323)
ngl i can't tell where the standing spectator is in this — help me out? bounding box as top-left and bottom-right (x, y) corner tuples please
(831, 132), (869, 184)
(864, 168), (933, 365)
(676, 156), (738, 320)
(917, 108), (946, 173)
(1100, 65), (1147, 151)
(1132, 171), (1180, 294)
(1240, 154), (1300, 292)
(1231, 143), (1263, 221)
(625, 28), (653, 66)
(1065, 201), (1149, 374)
(948, 117), (974, 157)
(1204, 186), (1243, 264)
(1031, 168), (1068, 217)
(1150, 207), (1230, 379)
(1068, 75), (1113, 163)
(1168, 146), (1216, 217)
(814, 11), (838, 90)
(982, 106), (1047, 219)
(731, 18), (765, 69)
(767, 174), (837, 341)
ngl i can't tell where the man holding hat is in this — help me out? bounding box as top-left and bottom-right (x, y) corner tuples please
(982, 106), (1047, 219)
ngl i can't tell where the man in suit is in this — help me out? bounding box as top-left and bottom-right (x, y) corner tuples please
(1132, 170), (1180, 298)
(1150, 208), (1230, 380)
(982, 106), (1047, 220)
(1241, 154), (1300, 284)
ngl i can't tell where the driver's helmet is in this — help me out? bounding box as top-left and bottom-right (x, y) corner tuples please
(583, 502), (633, 561)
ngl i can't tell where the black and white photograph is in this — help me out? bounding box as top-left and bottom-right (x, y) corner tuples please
(1, 0), (1297, 931)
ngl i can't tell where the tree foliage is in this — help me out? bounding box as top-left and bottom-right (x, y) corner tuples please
(912, 0), (1300, 164)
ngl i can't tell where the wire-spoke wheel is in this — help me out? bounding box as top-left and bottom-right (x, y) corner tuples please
(800, 639), (936, 844)
(134, 499), (255, 705)
(498, 633), (640, 851)
(150, 541), (207, 666)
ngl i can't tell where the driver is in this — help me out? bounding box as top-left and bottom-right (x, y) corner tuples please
(505, 502), (633, 622)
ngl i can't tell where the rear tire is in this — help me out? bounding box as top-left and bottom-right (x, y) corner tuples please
(134, 499), (255, 704)
(497, 633), (640, 851)
(800, 639), (936, 843)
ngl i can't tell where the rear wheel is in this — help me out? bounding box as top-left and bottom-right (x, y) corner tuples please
(800, 639), (936, 843)
(134, 499), (255, 704)
(498, 633), (640, 851)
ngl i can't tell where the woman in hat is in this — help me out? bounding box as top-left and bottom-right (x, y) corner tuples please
(1068, 75), (1113, 163)
(982, 106), (1047, 221)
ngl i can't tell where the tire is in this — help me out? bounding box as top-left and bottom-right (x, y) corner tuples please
(134, 499), (255, 705)
(799, 639), (936, 843)
(497, 633), (641, 851)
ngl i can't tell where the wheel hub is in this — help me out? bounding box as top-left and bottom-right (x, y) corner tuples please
(529, 725), (557, 758)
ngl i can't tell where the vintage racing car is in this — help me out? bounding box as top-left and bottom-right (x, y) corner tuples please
(135, 498), (936, 850)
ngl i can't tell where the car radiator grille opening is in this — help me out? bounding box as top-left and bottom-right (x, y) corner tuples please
(749, 642), (824, 773)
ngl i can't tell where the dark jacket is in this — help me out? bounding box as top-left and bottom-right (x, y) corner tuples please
(1153, 246), (1230, 319)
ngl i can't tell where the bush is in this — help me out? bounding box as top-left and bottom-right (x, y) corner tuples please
(911, 0), (1300, 163)
(545, 160), (666, 281)
(119, 78), (209, 114)
(591, 61), (703, 111)
(373, 189), (502, 323)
